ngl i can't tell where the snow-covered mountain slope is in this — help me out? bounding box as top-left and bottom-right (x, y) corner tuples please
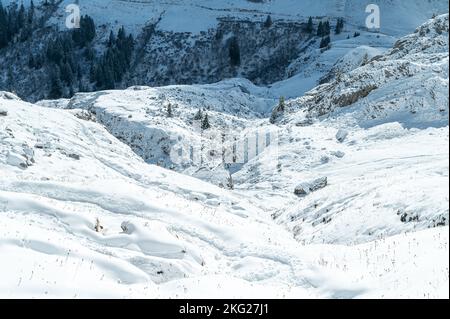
(1, 0), (448, 102)
(7, 0), (446, 35)
(233, 15), (449, 244)
(236, 120), (449, 245)
(0, 95), (306, 297)
(284, 14), (449, 129)
(57, 79), (275, 186)
(32, 16), (449, 246)
(0, 95), (448, 298)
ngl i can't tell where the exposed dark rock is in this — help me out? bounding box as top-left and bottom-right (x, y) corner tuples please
(294, 177), (328, 196)
(332, 84), (378, 108)
(68, 153), (81, 160)
(335, 129), (348, 143)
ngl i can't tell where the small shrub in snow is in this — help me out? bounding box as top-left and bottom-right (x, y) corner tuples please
(94, 218), (104, 233)
(167, 103), (173, 117)
(226, 172), (234, 190)
(193, 109), (203, 121)
(270, 96), (286, 124)
(201, 113), (211, 130)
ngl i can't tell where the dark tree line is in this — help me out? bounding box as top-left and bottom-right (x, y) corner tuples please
(45, 18), (134, 98)
(2, 0), (136, 99)
(306, 17), (314, 34)
(46, 15), (97, 98)
(0, 0), (35, 49)
(319, 36), (331, 49)
(317, 20), (331, 37)
(72, 15), (96, 47)
(335, 18), (345, 35)
(91, 26), (134, 90)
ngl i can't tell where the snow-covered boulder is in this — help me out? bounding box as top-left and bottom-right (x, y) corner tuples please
(331, 150), (345, 158)
(0, 91), (21, 101)
(6, 152), (28, 169)
(335, 129), (349, 143)
(294, 177), (328, 196)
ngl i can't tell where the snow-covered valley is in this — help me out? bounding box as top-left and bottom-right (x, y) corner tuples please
(0, 1), (449, 299)
(1, 88), (448, 298)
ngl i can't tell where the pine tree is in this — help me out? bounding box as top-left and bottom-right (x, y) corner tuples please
(0, 2), (8, 48)
(226, 172), (234, 190)
(278, 96), (285, 112)
(28, 0), (35, 25)
(17, 4), (25, 30)
(194, 109), (203, 121)
(201, 113), (211, 130)
(108, 30), (115, 47)
(60, 61), (74, 85)
(229, 37), (241, 67)
(320, 36), (331, 49)
(335, 18), (344, 35)
(324, 21), (331, 36)
(167, 103), (173, 117)
(93, 26), (134, 90)
(72, 15), (96, 47)
(270, 96), (286, 124)
(264, 15), (272, 28)
(269, 108), (278, 124)
(48, 67), (63, 99)
(317, 21), (323, 37)
(306, 17), (314, 33)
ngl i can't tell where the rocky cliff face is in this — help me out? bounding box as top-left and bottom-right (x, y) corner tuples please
(0, 1), (315, 102)
(127, 18), (309, 87)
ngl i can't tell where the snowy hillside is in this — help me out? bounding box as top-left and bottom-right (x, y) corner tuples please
(0, 94), (448, 298)
(285, 14), (449, 129)
(237, 14), (449, 244)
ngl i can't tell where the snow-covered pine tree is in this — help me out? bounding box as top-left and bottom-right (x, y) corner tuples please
(270, 96), (286, 124)
(306, 17), (314, 33)
(167, 103), (173, 117)
(320, 36), (331, 49)
(264, 15), (273, 28)
(227, 172), (234, 190)
(194, 109), (203, 121)
(201, 113), (211, 130)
